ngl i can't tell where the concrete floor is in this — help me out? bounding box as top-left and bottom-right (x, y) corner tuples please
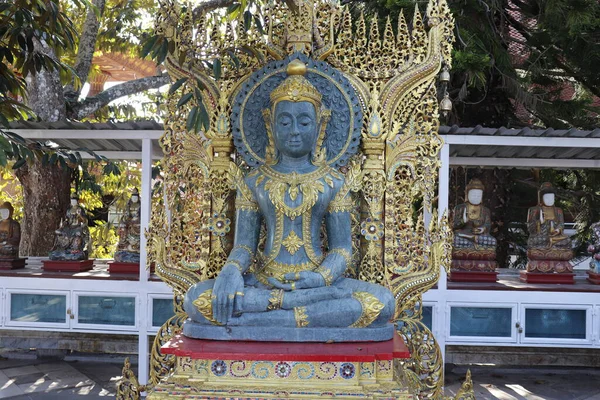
(1, 356), (600, 399)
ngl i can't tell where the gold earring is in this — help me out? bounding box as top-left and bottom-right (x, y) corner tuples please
(312, 109), (330, 166)
(263, 109), (277, 165)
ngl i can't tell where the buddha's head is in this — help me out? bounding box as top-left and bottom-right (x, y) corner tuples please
(0, 202), (13, 220)
(539, 182), (555, 206)
(131, 188), (140, 204)
(264, 60), (330, 165)
(466, 178), (484, 205)
(70, 193), (79, 207)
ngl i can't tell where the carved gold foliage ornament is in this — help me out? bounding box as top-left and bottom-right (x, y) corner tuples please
(116, 1), (475, 399)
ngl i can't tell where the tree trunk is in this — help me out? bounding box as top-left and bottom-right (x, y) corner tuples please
(15, 160), (71, 256)
(25, 40), (66, 121)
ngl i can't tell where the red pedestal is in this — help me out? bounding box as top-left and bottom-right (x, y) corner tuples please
(0, 258), (26, 270)
(162, 331), (410, 362)
(519, 270), (575, 284)
(108, 261), (139, 274)
(42, 259), (94, 272)
(587, 270), (600, 285)
(449, 270), (498, 282)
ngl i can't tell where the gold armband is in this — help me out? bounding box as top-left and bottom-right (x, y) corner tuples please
(235, 176), (260, 212)
(315, 266), (334, 286)
(327, 194), (354, 213)
(235, 197), (259, 212)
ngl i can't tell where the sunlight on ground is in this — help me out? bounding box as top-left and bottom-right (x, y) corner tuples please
(506, 384), (546, 400)
(481, 383), (519, 400)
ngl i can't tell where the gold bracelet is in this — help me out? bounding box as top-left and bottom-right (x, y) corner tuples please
(224, 260), (244, 273)
(233, 244), (254, 258)
(329, 248), (352, 267)
(315, 266), (334, 286)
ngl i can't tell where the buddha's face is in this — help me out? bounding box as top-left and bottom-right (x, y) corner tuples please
(272, 101), (318, 159)
(467, 189), (483, 205)
(131, 195), (139, 203)
(543, 193), (555, 206)
(0, 208), (9, 220)
(71, 198), (78, 207)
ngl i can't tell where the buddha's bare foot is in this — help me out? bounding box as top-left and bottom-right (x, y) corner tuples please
(281, 286), (352, 309)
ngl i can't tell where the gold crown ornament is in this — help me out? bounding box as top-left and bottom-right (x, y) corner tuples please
(465, 178), (485, 193)
(269, 60), (322, 112)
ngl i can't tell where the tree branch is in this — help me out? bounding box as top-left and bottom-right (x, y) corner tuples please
(70, 74), (170, 120)
(65, 0), (106, 97)
(192, 0), (235, 20)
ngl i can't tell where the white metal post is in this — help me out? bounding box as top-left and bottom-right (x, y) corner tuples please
(137, 137), (153, 386)
(437, 141), (450, 363)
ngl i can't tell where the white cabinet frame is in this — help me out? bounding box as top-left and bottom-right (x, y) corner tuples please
(4, 289), (71, 330)
(519, 303), (594, 346)
(446, 302), (518, 344)
(71, 291), (139, 332)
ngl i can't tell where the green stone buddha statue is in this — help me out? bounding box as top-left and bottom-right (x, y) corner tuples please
(183, 60), (395, 342)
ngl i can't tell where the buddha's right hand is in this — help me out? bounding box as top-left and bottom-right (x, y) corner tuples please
(212, 264), (244, 324)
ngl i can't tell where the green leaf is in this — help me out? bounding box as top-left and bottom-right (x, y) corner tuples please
(12, 158), (26, 169)
(213, 58), (222, 81)
(254, 15), (264, 34)
(0, 150), (7, 167)
(244, 10), (252, 31)
(198, 99), (210, 132)
(141, 35), (158, 58)
(186, 106), (198, 132)
(49, 152), (58, 165)
(177, 92), (194, 108)
(0, 136), (12, 152)
(42, 152), (49, 166)
(169, 77), (188, 95)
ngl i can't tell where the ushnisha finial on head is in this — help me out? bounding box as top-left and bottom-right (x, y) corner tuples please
(269, 60), (323, 113)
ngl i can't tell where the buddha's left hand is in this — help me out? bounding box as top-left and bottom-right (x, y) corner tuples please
(267, 271), (325, 291)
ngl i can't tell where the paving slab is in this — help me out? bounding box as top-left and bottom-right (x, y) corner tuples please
(445, 365), (600, 400)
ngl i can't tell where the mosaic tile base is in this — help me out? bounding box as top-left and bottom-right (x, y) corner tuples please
(146, 334), (414, 399)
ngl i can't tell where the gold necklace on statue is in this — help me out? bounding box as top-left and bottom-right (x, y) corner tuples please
(258, 165), (336, 220)
(466, 203), (481, 220)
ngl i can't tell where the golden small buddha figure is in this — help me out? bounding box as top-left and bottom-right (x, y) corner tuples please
(452, 179), (497, 253)
(524, 182), (573, 276)
(49, 193), (90, 261)
(527, 182), (571, 251)
(0, 201), (20, 259)
(114, 188), (141, 263)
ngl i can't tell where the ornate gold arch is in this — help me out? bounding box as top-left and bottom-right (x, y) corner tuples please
(118, 1), (475, 398)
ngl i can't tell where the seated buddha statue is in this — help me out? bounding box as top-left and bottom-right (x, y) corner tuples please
(49, 193), (90, 261)
(587, 222), (600, 273)
(452, 179), (497, 254)
(114, 188), (141, 263)
(183, 60), (394, 341)
(526, 182), (572, 274)
(0, 202), (21, 259)
(527, 182), (571, 250)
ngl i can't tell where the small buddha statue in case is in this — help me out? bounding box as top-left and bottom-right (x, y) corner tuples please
(525, 182), (572, 275)
(114, 188), (141, 263)
(49, 193), (90, 261)
(0, 201), (20, 259)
